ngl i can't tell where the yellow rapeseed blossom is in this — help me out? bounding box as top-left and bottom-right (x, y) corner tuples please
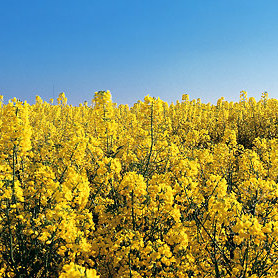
(1, 91), (278, 277)
(59, 262), (99, 278)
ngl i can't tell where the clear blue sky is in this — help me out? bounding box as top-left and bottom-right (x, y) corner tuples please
(1, 0), (278, 105)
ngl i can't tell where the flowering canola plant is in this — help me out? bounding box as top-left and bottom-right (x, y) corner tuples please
(0, 91), (278, 277)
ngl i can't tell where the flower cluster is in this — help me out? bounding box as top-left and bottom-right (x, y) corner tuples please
(0, 91), (278, 277)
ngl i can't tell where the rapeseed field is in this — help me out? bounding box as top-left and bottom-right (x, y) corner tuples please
(0, 91), (277, 277)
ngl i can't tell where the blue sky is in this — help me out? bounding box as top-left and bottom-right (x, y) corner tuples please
(1, 0), (278, 105)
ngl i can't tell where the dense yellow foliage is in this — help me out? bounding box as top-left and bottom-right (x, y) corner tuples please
(0, 90), (278, 277)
